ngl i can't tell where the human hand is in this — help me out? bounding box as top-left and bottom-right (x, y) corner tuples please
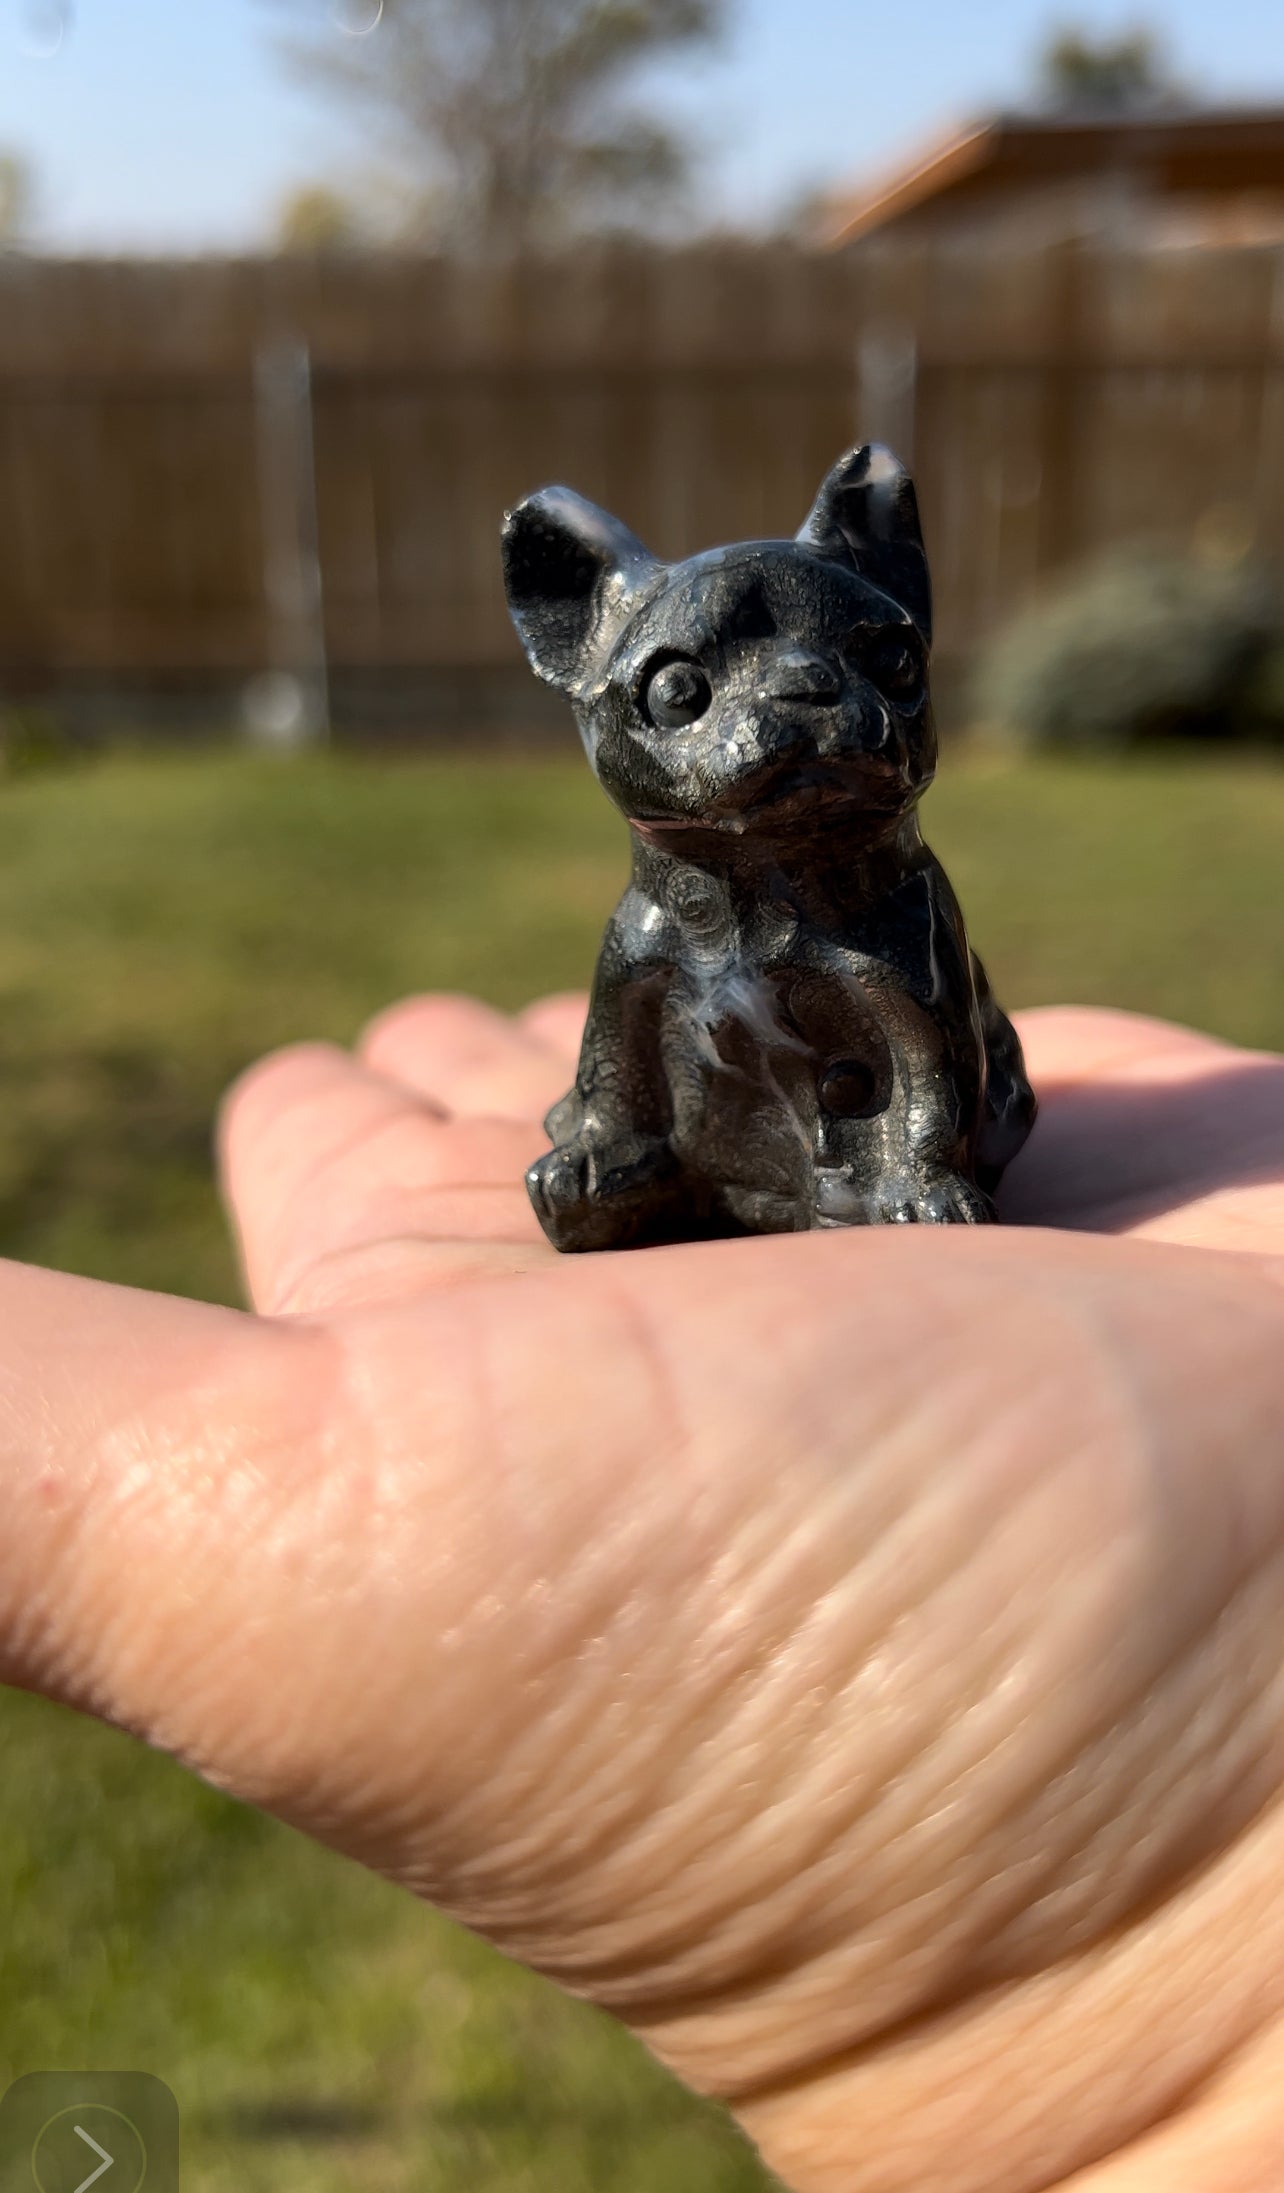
(998, 1003), (1284, 1255)
(1, 999), (1282, 2193)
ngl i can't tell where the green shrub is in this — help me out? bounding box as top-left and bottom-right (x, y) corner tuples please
(972, 546), (1284, 751)
(0, 704), (84, 779)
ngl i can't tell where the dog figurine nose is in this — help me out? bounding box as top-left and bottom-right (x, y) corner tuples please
(763, 648), (842, 704)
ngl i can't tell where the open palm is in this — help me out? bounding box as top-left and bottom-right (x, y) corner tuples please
(2, 996), (1283, 2193)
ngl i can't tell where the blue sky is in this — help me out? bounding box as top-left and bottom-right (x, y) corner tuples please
(1, 0), (1282, 251)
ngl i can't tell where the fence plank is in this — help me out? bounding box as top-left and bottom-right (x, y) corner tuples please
(0, 243), (1281, 722)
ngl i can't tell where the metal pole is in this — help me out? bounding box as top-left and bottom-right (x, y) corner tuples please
(251, 339), (330, 746)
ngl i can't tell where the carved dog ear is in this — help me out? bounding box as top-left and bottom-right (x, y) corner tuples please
(797, 444), (932, 643)
(502, 486), (659, 696)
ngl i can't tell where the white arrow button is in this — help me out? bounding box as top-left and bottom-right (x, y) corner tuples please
(72, 2124), (115, 2193)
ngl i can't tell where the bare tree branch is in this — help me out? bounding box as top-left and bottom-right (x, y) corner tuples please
(1036, 25), (1186, 114)
(264, 0), (727, 254)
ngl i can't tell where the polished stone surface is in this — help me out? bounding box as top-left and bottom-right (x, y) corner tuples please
(503, 444), (1036, 1250)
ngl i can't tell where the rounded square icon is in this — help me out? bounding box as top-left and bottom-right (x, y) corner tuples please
(0, 2074), (178, 2193)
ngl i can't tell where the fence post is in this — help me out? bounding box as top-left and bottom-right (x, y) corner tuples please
(1255, 247), (1284, 566)
(251, 340), (330, 745)
(1035, 239), (1085, 581)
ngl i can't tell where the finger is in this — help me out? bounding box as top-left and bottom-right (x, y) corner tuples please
(220, 1041), (549, 1314)
(518, 991), (589, 1066)
(0, 1257), (298, 1713)
(1014, 1005), (1242, 1091)
(1003, 1009), (1284, 1251)
(359, 994), (572, 1123)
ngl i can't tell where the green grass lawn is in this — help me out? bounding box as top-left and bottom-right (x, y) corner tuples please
(0, 748), (1280, 2190)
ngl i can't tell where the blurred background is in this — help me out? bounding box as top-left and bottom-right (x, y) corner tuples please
(0, 3), (1280, 2189)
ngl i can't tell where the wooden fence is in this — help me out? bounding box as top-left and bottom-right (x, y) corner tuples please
(2, 241), (1283, 735)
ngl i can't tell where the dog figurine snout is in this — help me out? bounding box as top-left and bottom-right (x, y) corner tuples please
(761, 647), (841, 705)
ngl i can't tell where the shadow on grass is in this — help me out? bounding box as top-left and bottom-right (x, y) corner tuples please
(214, 2097), (384, 2144)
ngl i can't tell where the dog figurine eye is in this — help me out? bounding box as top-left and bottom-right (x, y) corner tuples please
(644, 659), (713, 729)
(862, 629), (925, 704)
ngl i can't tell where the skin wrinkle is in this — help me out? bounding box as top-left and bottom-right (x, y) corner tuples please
(418, 1281), (1034, 1934)
(426, 1533), (786, 1896)
(614, 1482), (1281, 2061)
(267, 1174), (538, 1301)
(271, 1236), (544, 1315)
(474, 1461), (1086, 1990)
(348, 1254), (1281, 2122)
(967, 1690), (1270, 1985)
(750, 1780), (1284, 2140)
(351, 1298), (983, 1921)
(386, 1271), (794, 1850)
(243, 1114), (539, 1280)
(731, 1804), (1284, 2193)
(429, 1420), (952, 1894)
(237, 1076), (433, 1220)
(70, 1245), (1264, 1982)
(594, 1273), (691, 1488)
(300, 1385), (1273, 1991)
(565, 1583), (1158, 2055)
(944, 1537), (1282, 1899)
(1055, 2002), (1284, 2190)
(355, 1254), (1246, 2017)
(286, 1179), (538, 1255)
(1043, 1233), (1284, 1619)
(399, 1377), (1141, 2061)
(452, 1350), (1110, 1921)
(403, 1545), (726, 1891)
(970, 1552), (1284, 1975)
(314, 1284), (710, 1881)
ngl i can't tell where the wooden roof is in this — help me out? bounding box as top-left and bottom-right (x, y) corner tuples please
(821, 108), (1284, 244)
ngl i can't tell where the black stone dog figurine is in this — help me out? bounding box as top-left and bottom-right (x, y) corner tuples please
(502, 443), (1036, 1251)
